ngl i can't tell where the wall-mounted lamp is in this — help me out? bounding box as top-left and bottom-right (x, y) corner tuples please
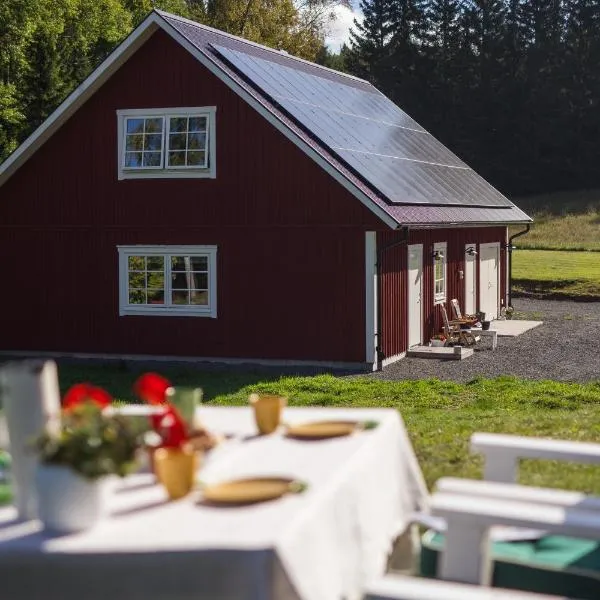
(433, 250), (444, 261)
(465, 246), (478, 257)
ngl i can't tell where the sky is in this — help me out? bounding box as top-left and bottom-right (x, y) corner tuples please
(325, 4), (362, 52)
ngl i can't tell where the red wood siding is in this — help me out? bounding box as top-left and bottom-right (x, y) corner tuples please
(0, 30), (383, 363)
(378, 227), (507, 359)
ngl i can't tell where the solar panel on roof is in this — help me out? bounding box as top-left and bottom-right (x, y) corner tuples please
(210, 43), (513, 208)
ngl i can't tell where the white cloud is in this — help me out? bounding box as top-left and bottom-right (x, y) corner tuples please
(325, 4), (362, 52)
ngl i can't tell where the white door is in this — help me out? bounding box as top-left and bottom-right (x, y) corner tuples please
(479, 242), (500, 320)
(464, 244), (477, 315)
(407, 244), (423, 347)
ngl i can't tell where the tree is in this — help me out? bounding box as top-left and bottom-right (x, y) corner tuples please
(346, 0), (392, 83)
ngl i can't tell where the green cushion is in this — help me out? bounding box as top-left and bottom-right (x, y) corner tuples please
(421, 530), (600, 599)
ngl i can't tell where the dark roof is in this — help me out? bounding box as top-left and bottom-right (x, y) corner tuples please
(160, 11), (531, 226)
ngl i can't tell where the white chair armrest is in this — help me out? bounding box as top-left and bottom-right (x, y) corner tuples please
(436, 477), (600, 511)
(431, 492), (600, 584)
(471, 433), (600, 483)
(364, 574), (568, 600)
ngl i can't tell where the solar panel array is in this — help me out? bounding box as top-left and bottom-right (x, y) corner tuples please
(210, 44), (513, 208)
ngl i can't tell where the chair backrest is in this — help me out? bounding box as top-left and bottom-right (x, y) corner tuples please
(451, 298), (462, 320)
(439, 304), (452, 331)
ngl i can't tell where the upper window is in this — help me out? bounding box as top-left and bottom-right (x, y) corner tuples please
(433, 242), (447, 304)
(118, 245), (217, 317)
(117, 107), (216, 180)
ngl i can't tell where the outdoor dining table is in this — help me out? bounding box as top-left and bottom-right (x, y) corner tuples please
(0, 406), (428, 600)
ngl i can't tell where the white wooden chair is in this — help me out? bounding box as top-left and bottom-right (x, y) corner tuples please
(364, 573), (569, 600)
(420, 433), (600, 598)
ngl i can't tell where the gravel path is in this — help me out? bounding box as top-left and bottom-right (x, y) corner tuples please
(372, 298), (600, 383)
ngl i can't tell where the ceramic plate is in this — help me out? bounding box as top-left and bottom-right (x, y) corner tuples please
(201, 477), (300, 505)
(285, 420), (357, 439)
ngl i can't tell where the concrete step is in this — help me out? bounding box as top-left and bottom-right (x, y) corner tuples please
(407, 346), (474, 360)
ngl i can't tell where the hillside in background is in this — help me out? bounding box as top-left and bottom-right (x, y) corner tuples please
(510, 189), (600, 300)
(510, 189), (600, 252)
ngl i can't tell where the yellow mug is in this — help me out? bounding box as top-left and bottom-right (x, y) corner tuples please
(153, 445), (199, 500)
(249, 394), (287, 435)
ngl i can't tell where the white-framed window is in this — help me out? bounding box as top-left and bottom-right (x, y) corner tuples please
(118, 245), (217, 317)
(433, 242), (447, 304)
(117, 107), (216, 180)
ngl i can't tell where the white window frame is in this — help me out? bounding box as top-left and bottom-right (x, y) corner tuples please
(118, 245), (217, 318)
(433, 242), (447, 305)
(117, 107), (216, 180)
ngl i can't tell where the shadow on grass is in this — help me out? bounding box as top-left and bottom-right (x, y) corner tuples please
(47, 360), (360, 403)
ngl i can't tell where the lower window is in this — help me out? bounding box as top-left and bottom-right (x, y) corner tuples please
(118, 245), (217, 317)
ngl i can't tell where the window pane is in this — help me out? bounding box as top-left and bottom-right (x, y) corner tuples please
(128, 272), (146, 288)
(143, 152), (162, 167)
(172, 290), (189, 305)
(145, 134), (163, 151)
(126, 135), (144, 151)
(147, 272), (165, 288)
(145, 118), (163, 134)
(147, 289), (165, 304)
(187, 151), (205, 166)
(146, 256), (164, 271)
(188, 133), (206, 150)
(190, 256), (208, 271)
(129, 290), (146, 304)
(171, 256), (186, 271)
(189, 273), (208, 289)
(169, 133), (187, 151)
(188, 117), (207, 132)
(190, 290), (208, 305)
(168, 152), (186, 166)
(128, 256), (145, 270)
(126, 118), (145, 134)
(170, 117), (187, 133)
(125, 152), (143, 167)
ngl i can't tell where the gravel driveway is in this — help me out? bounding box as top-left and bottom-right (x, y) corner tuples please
(373, 298), (600, 383)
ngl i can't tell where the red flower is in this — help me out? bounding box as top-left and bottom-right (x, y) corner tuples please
(62, 383), (112, 411)
(133, 373), (172, 406)
(153, 406), (188, 448)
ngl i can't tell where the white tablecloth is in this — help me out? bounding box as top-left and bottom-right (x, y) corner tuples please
(0, 407), (427, 600)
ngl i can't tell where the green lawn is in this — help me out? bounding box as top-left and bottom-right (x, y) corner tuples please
(509, 211), (600, 252)
(512, 249), (600, 299)
(23, 364), (600, 494)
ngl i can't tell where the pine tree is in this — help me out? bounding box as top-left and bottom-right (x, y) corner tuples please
(20, 29), (66, 132)
(346, 0), (393, 84)
(385, 0), (428, 111)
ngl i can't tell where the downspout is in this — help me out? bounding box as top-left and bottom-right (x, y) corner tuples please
(375, 226), (410, 371)
(506, 224), (531, 307)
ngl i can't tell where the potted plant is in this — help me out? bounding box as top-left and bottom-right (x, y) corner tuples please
(430, 334), (447, 347)
(33, 384), (139, 533)
(505, 306), (515, 320)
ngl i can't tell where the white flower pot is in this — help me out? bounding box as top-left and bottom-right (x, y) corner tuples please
(431, 339), (445, 347)
(35, 465), (108, 533)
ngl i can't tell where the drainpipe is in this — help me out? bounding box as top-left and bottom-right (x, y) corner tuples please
(506, 224), (531, 307)
(375, 227), (409, 371)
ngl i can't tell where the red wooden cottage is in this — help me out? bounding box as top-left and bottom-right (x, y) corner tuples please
(0, 10), (531, 370)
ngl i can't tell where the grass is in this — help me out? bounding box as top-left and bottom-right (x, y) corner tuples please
(24, 364), (600, 494)
(512, 249), (600, 299)
(509, 211), (600, 252)
(509, 189), (600, 252)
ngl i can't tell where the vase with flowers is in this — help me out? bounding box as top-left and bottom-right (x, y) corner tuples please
(430, 334), (447, 347)
(133, 373), (212, 500)
(33, 384), (139, 533)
